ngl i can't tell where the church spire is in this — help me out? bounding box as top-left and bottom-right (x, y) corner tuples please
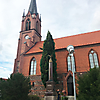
(28, 0), (38, 15)
(23, 9), (25, 17)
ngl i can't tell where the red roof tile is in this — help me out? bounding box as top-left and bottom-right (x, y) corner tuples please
(0, 78), (7, 80)
(26, 30), (100, 54)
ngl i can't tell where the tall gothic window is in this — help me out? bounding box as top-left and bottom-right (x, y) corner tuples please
(29, 58), (37, 75)
(36, 21), (38, 31)
(29, 21), (31, 29)
(67, 54), (76, 72)
(26, 19), (31, 31)
(67, 75), (74, 96)
(89, 50), (99, 68)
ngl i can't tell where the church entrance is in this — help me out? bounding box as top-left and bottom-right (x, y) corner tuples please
(67, 75), (74, 96)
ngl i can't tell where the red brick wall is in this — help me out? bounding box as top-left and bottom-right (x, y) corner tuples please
(14, 42), (100, 97)
(75, 45), (100, 72)
(55, 44), (100, 74)
(17, 44), (100, 77)
(56, 50), (67, 73)
(20, 53), (42, 76)
(19, 12), (41, 54)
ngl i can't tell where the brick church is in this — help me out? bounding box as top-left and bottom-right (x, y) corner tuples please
(13, 0), (100, 98)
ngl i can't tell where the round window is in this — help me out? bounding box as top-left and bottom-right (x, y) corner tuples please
(25, 35), (29, 39)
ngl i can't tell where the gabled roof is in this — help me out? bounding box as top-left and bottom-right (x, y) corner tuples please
(26, 30), (100, 54)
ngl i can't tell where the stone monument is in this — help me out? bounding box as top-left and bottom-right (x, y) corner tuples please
(44, 56), (56, 100)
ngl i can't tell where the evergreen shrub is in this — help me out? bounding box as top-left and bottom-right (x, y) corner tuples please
(77, 67), (100, 100)
(29, 95), (40, 100)
(61, 96), (68, 100)
(0, 73), (31, 100)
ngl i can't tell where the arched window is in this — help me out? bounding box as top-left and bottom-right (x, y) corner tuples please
(89, 50), (99, 68)
(67, 54), (76, 72)
(36, 21), (38, 31)
(29, 21), (31, 30)
(67, 75), (74, 96)
(26, 22), (28, 31)
(29, 58), (37, 75)
(26, 19), (31, 31)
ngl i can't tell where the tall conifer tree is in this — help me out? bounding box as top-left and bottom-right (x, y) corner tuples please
(40, 31), (57, 87)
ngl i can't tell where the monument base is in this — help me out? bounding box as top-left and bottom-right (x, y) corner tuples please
(45, 80), (56, 100)
(45, 80), (56, 95)
(44, 96), (56, 100)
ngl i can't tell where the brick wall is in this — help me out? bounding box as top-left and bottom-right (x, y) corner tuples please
(14, 42), (100, 98)
(29, 75), (45, 98)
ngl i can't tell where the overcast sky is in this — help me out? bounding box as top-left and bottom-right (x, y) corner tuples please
(0, 0), (100, 78)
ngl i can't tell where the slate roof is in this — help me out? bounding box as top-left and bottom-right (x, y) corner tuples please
(28, 0), (38, 15)
(26, 30), (100, 54)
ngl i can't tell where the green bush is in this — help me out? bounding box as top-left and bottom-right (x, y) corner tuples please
(29, 95), (40, 100)
(77, 67), (100, 100)
(61, 96), (68, 100)
(0, 73), (31, 100)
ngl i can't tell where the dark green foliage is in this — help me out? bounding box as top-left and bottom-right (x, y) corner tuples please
(61, 96), (68, 100)
(40, 31), (57, 87)
(28, 95), (40, 100)
(77, 67), (100, 100)
(0, 73), (31, 100)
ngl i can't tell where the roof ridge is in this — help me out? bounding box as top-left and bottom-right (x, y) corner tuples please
(53, 30), (100, 40)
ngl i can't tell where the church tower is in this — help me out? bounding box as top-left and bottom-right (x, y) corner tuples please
(20, 0), (41, 54)
(14, 0), (41, 73)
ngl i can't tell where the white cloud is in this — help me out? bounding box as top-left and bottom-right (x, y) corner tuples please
(0, 0), (100, 78)
(0, 62), (13, 78)
(0, 43), (3, 52)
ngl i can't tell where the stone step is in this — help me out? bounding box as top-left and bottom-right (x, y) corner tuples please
(67, 96), (74, 100)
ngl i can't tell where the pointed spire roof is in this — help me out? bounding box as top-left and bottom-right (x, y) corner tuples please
(28, 0), (38, 15)
(39, 14), (41, 21)
(23, 9), (25, 17)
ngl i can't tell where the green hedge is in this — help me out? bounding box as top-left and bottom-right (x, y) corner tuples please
(29, 95), (40, 100)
